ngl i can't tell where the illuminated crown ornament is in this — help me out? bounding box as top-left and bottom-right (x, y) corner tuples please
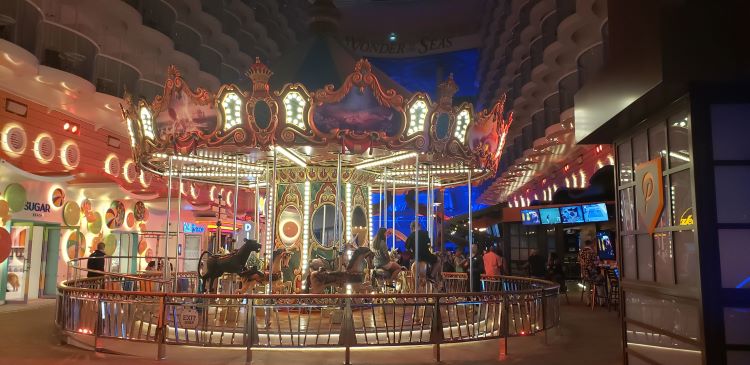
(246, 57), (274, 94)
(437, 73), (459, 107)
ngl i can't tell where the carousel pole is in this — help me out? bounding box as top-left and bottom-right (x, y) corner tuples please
(391, 177), (396, 251)
(164, 156), (173, 287)
(427, 166), (432, 244)
(175, 169), (182, 289)
(268, 151), (277, 293)
(233, 156), (240, 243)
(468, 169), (474, 292)
(335, 152), (342, 254)
(254, 177), (260, 241)
(414, 154), (419, 293)
(380, 167), (386, 229)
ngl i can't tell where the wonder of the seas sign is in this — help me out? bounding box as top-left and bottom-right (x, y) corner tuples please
(343, 34), (479, 57)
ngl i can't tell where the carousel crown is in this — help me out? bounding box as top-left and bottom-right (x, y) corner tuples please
(246, 57), (274, 93)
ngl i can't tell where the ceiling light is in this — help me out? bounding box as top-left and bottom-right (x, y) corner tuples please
(388, 32), (398, 42)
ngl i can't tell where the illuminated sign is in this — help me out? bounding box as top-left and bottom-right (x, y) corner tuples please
(183, 222), (206, 233)
(679, 208), (694, 226)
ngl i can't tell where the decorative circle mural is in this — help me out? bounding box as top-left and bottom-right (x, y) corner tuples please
(51, 188), (65, 207)
(278, 205), (302, 246)
(105, 208), (118, 229)
(133, 201), (146, 221)
(111, 200), (125, 227)
(0, 200), (10, 222)
(137, 239), (148, 254)
(126, 212), (135, 228)
(0, 227), (10, 263)
(103, 234), (117, 256)
(65, 231), (86, 261)
(62, 201), (81, 226)
(87, 211), (102, 234)
(81, 199), (92, 215)
(4, 183), (26, 212)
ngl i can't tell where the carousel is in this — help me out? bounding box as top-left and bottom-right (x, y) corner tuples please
(121, 57), (512, 295)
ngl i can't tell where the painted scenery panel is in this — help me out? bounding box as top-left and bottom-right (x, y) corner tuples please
(155, 89), (218, 139)
(313, 86), (403, 136)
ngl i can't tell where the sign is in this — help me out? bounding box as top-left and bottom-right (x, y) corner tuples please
(183, 222), (206, 233)
(679, 208), (694, 226)
(24, 201), (51, 213)
(635, 158), (665, 235)
(179, 308), (199, 328)
(343, 34), (479, 58)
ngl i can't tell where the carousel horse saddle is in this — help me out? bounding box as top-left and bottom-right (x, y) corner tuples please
(373, 268), (390, 279)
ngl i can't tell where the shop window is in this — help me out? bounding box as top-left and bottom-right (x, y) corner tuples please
(636, 234), (654, 282)
(622, 235), (636, 280)
(648, 123), (667, 168)
(711, 104), (750, 161)
(718, 229), (750, 289)
(674, 230), (698, 287)
(714, 166), (750, 224)
(670, 170), (694, 226)
(668, 112), (691, 167)
(619, 187), (635, 232)
(654, 232), (675, 285)
(618, 141), (633, 183)
(632, 132), (649, 167)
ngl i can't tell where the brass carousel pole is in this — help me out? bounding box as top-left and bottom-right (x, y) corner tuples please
(414, 154), (419, 293)
(163, 156), (173, 287)
(233, 156), (240, 243)
(427, 166), (432, 244)
(468, 169), (474, 292)
(335, 152), (342, 255)
(254, 177), (259, 241)
(391, 177), (396, 252)
(175, 169), (182, 289)
(268, 152), (277, 293)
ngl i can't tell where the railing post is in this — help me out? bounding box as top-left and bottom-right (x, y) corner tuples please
(338, 298), (355, 365)
(499, 299), (509, 360)
(430, 297), (444, 363)
(245, 297), (258, 364)
(93, 293), (102, 353)
(541, 291), (548, 345)
(156, 295), (167, 360)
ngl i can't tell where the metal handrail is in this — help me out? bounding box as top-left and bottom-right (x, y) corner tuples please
(56, 271), (560, 364)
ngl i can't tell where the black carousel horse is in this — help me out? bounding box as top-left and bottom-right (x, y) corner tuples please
(198, 238), (262, 293)
(307, 247), (374, 294)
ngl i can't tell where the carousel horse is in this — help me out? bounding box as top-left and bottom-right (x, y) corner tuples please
(236, 248), (293, 294)
(410, 251), (446, 293)
(307, 247), (374, 294)
(199, 238), (262, 293)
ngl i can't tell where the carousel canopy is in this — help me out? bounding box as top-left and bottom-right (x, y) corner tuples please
(121, 0), (512, 191)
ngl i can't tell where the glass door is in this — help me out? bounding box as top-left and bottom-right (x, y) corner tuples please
(42, 226), (61, 297)
(5, 223), (31, 302)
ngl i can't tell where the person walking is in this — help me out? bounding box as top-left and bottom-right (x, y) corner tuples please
(527, 249), (547, 278)
(86, 242), (106, 278)
(470, 243), (484, 292)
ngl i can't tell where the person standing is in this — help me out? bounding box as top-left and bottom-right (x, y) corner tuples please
(454, 249), (468, 273)
(86, 242), (106, 278)
(405, 221), (437, 281)
(483, 245), (503, 276)
(527, 249), (547, 278)
(578, 240), (599, 282)
(470, 243), (484, 292)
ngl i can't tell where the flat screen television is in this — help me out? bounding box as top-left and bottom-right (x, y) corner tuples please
(521, 209), (541, 225)
(583, 203), (609, 222)
(560, 205), (584, 224)
(596, 230), (616, 260)
(539, 207), (562, 224)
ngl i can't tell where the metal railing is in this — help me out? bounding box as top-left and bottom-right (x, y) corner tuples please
(56, 271), (560, 364)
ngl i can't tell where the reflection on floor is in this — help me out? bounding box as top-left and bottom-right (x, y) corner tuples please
(0, 285), (623, 365)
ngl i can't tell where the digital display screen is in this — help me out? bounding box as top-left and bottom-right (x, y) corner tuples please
(583, 203), (609, 222)
(597, 231), (616, 260)
(521, 209), (541, 225)
(539, 208), (562, 224)
(560, 205), (584, 224)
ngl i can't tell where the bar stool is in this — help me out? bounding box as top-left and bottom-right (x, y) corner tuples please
(605, 267), (620, 314)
